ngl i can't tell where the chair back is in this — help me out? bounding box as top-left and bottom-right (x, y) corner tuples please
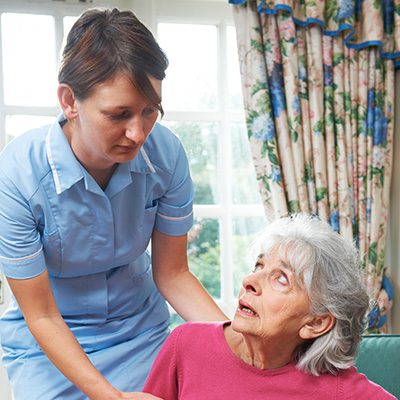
(356, 334), (400, 398)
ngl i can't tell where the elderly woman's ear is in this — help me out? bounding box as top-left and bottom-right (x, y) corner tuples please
(299, 314), (335, 340)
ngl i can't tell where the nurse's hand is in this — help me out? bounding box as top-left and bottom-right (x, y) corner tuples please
(118, 392), (163, 399)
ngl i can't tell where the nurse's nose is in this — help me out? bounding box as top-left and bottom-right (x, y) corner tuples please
(125, 119), (147, 144)
(242, 273), (262, 295)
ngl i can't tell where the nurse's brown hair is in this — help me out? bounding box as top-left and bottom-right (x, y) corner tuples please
(58, 8), (168, 114)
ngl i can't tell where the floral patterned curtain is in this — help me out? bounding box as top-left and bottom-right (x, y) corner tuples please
(229, 0), (398, 332)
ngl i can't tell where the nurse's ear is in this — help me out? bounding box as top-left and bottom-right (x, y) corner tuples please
(57, 84), (78, 120)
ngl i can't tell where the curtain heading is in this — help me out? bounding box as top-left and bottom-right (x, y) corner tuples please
(229, 0), (400, 68)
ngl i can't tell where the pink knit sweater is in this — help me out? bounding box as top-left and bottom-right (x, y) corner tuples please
(144, 321), (396, 400)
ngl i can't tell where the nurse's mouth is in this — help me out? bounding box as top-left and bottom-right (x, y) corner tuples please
(116, 145), (137, 153)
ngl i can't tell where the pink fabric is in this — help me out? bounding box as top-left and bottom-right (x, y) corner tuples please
(144, 321), (396, 400)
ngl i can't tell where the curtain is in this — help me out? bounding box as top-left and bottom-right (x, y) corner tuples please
(229, 0), (398, 333)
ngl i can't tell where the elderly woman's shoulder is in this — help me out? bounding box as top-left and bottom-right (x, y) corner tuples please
(172, 321), (226, 336)
(339, 367), (397, 399)
(168, 321), (227, 346)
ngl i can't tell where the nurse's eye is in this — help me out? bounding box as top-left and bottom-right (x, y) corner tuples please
(109, 110), (132, 120)
(142, 107), (158, 117)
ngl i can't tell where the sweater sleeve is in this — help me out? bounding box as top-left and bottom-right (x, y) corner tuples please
(143, 326), (183, 400)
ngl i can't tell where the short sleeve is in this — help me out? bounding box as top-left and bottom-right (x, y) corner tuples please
(154, 141), (194, 236)
(143, 326), (182, 399)
(0, 170), (46, 279)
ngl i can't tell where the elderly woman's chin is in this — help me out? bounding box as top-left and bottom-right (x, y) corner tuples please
(231, 307), (261, 335)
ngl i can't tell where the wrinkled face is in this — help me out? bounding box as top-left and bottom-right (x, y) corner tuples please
(71, 72), (161, 169)
(232, 250), (313, 344)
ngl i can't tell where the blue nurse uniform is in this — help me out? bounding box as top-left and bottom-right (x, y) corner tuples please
(0, 114), (194, 399)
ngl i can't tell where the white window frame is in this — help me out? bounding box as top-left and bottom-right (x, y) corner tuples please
(0, 0), (265, 318)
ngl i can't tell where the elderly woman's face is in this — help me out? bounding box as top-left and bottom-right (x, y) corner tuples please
(232, 250), (312, 343)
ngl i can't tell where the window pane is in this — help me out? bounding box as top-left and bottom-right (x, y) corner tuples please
(233, 217), (266, 296)
(188, 218), (221, 298)
(1, 13), (57, 106)
(227, 26), (243, 111)
(63, 16), (79, 49)
(169, 312), (184, 330)
(5, 115), (55, 143)
(64, 16), (78, 38)
(231, 122), (262, 204)
(162, 121), (219, 204)
(158, 23), (218, 111)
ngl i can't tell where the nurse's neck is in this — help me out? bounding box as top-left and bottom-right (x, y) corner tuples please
(62, 120), (117, 190)
(86, 164), (118, 190)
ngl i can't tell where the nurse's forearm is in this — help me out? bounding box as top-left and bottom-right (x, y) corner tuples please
(27, 314), (121, 400)
(156, 269), (228, 321)
(151, 230), (227, 321)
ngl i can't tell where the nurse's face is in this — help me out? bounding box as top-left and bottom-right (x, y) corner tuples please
(66, 72), (161, 170)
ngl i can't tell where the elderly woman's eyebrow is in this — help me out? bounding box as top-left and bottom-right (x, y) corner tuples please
(256, 253), (264, 261)
(277, 260), (294, 273)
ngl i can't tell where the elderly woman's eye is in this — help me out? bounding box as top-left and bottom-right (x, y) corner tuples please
(252, 264), (262, 273)
(277, 273), (288, 285)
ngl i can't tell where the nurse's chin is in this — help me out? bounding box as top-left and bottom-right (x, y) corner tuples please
(113, 145), (140, 160)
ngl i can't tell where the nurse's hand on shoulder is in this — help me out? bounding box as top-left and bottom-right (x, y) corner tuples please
(117, 392), (163, 399)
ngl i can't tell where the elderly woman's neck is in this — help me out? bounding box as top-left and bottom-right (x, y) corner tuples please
(224, 325), (298, 370)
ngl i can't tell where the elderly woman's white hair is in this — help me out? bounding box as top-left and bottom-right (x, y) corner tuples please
(250, 214), (369, 376)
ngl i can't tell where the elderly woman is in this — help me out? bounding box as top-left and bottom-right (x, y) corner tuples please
(143, 214), (396, 399)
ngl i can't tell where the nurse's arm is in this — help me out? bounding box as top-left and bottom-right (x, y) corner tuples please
(151, 229), (228, 321)
(6, 271), (148, 400)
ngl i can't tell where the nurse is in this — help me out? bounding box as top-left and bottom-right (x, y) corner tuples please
(0, 8), (226, 400)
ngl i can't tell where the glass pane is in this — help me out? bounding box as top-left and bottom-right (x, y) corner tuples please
(233, 217), (267, 297)
(162, 121), (219, 204)
(64, 16), (78, 38)
(169, 312), (184, 330)
(158, 23), (218, 111)
(231, 122), (262, 204)
(1, 13), (57, 106)
(5, 115), (55, 144)
(188, 218), (221, 298)
(63, 16), (79, 49)
(227, 26), (243, 111)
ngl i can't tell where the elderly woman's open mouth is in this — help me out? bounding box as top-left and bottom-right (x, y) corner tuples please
(237, 300), (259, 317)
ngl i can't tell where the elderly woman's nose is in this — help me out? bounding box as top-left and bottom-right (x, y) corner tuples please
(242, 274), (260, 294)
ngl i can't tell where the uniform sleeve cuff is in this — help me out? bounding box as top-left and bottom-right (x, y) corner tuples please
(155, 208), (194, 236)
(0, 248), (46, 279)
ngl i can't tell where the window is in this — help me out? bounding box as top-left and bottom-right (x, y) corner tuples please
(153, 2), (266, 323)
(0, 0), (266, 323)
